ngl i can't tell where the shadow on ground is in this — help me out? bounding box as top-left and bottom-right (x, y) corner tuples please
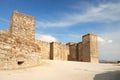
(94, 70), (120, 80)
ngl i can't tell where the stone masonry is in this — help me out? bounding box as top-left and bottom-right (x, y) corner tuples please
(0, 30), (41, 69)
(50, 42), (69, 60)
(67, 43), (78, 61)
(67, 33), (98, 62)
(10, 11), (35, 41)
(0, 11), (98, 69)
(82, 33), (98, 62)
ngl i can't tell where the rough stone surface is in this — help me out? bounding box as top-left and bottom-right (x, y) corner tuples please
(82, 33), (98, 62)
(67, 43), (78, 61)
(10, 11), (35, 41)
(35, 40), (50, 59)
(0, 12), (98, 69)
(50, 42), (69, 60)
(0, 30), (41, 69)
(67, 33), (98, 62)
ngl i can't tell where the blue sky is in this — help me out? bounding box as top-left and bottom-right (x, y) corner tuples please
(0, 0), (120, 61)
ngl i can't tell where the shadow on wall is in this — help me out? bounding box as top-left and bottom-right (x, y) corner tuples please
(94, 70), (120, 80)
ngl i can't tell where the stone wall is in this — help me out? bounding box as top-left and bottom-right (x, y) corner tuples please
(35, 40), (50, 59)
(67, 33), (98, 63)
(0, 31), (41, 69)
(89, 34), (98, 63)
(0, 11), (40, 69)
(0, 30), (12, 69)
(10, 11), (35, 41)
(77, 42), (83, 61)
(67, 43), (77, 61)
(50, 42), (69, 60)
(81, 34), (91, 62)
(81, 33), (98, 62)
(0, 11), (99, 69)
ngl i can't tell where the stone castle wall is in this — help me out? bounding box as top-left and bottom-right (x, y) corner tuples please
(82, 33), (98, 62)
(0, 30), (41, 69)
(89, 34), (98, 63)
(0, 11), (98, 69)
(10, 11), (35, 41)
(82, 34), (91, 62)
(67, 43), (77, 61)
(77, 42), (83, 61)
(35, 40), (50, 59)
(50, 42), (69, 60)
(67, 33), (98, 62)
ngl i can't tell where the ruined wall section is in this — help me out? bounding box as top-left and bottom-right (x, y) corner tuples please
(50, 42), (69, 60)
(0, 30), (12, 69)
(10, 11), (35, 41)
(35, 40), (50, 59)
(11, 37), (41, 67)
(0, 31), (41, 69)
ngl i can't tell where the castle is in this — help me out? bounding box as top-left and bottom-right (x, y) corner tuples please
(0, 11), (98, 69)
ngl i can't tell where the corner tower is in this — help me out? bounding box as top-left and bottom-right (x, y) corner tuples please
(82, 33), (98, 62)
(10, 11), (35, 41)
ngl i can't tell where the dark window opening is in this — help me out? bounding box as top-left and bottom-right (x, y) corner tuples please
(17, 61), (24, 65)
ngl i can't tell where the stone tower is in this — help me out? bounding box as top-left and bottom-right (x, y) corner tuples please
(81, 33), (98, 62)
(10, 11), (35, 41)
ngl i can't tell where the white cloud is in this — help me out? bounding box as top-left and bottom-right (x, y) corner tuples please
(36, 21), (71, 28)
(98, 36), (113, 43)
(36, 3), (120, 27)
(98, 36), (105, 42)
(107, 40), (113, 43)
(35, 33), (57, 42)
